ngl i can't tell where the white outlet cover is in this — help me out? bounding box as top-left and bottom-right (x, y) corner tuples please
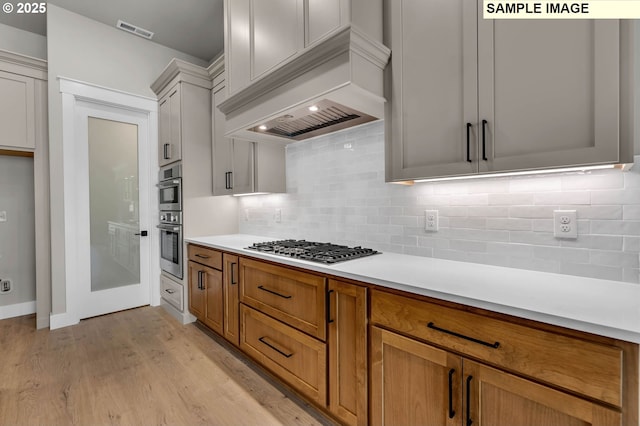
(0, 211), (6, 222)
(554, 210), (577, 239)
(425, 210), (439, 232)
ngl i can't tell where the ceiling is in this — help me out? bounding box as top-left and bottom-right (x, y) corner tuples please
(0, 0), (224, 61)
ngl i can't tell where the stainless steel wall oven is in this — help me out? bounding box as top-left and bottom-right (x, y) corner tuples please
(158, 164), (183, 279)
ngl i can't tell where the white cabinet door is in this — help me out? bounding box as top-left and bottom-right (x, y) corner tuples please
(0, 70), (35, 150)
(158, 85), (181, 166)
(478, 19), (621, 173)
(231, 139), (255, 195)
(385, 0), (478, 181)
(212, 83), (234, 195)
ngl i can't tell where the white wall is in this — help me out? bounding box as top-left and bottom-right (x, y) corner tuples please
(240, 121), (640, 284)
(0, 23), (46, 60)
(46, 4), (209, 315)
(0, 156), (35, 306)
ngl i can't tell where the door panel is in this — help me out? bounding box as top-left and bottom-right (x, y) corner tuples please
(385, 0), (478, 180)
(464, 360), (621, 426)
(370, 326), (462, 426)
(478, 19), (620, 172)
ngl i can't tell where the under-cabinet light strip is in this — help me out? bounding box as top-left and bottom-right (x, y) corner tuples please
(410, 164), (618, 184)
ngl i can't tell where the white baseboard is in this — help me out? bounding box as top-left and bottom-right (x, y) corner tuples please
(49, 311), (79, 330)
(0, 300), (36, 320)
(160, 300), (196, 325)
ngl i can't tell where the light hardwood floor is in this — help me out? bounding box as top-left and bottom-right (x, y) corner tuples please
(0, 306), (331, 425)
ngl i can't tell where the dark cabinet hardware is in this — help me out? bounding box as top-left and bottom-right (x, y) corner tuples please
(134, 230), (148, 237)
(230, 262), (237, 285)
(197, 270), (204, 290)
(257, 285), (292, 299)
(448, 368), (456, 419)
(466, 375), (473, 426)
(481, 119), (488, 161)
(164, 288), (176, 294)
(427, 322), (500, 349)
(195, 254), (210, 259)
(225, 171), (233, 190)
(466, 123), (472, 163)
(258, 336), (293, 358)
(326, 289), (334, 324)
(163, 143), (170, 160)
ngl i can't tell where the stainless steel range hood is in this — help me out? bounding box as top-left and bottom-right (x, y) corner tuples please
(218, 25), (391, 143)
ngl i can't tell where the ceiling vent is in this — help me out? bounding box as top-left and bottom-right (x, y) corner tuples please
(116, 20), (154, 40)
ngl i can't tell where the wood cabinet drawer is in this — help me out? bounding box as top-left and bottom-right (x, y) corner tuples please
(160, 274), (183, 311)
(188, 245), (222, 270)
(239, 258), (326, 340)
(240, 304), (327, 406)
(370, 290), (623, 407)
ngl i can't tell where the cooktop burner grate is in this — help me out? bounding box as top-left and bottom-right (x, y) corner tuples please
(246, 239), (380, 264)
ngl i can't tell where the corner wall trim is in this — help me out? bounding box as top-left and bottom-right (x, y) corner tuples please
(0, 301), (36, 320)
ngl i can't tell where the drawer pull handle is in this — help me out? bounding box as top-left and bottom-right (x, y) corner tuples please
(258, 285), (292, 299)
(427, 322), (500, 349)
(448, 369), (456, 419)
(466, 123), (472, 163)
(258, 336), (293, 358)
(164, 289), (176, 294)
(195, 254), (210, 259)
(466, 375), (473, 426)
(481, 119), (488, 161)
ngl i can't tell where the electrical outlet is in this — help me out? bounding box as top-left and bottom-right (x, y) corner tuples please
(0, 279), (11, 294)
(425, 210), (439, 232)
(0, 211), (6, 222)
(274, 208), (282, 223)
(554, 210), (577, 239)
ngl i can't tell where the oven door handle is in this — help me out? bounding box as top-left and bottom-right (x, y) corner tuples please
(157, 225), (181, 232)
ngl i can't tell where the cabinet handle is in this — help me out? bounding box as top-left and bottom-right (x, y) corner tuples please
(225, 171), (233, 190)
(228, 171), (233, 189)
(230, 262), (237, 285)
(198, 271), (205, 290)
(165, 288), (176, 294)
(326, 289), (334, 324)
(195, 254), (210, 260)
(481, 119), (488, 161)
(466, 375), (473, 426)
(427, 322), (500, 349)
(163, 143), (170, 160)
(258, 336), (293, 358)
(257, 285), (292, 299)
(466, 123), (472, 163)
(448, 369), (456, 419)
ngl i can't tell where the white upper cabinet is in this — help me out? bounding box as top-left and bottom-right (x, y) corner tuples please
(211, 66), (286, 196)
(385, 0), (634, 181)
(158, 84), (182, 167)
(0, 70), (36, 151)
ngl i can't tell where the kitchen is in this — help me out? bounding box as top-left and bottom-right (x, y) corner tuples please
(0, 1), (639, 425)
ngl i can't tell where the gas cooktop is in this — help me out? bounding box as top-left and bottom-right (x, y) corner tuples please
(246, 239), (380, 264)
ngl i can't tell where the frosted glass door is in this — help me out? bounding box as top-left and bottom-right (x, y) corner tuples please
(88, 117), (140, 292)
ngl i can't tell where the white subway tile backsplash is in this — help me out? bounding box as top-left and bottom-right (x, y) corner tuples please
(239, 122), (640, 284)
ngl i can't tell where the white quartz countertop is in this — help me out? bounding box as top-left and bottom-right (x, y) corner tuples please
(186, 234), (640, 344)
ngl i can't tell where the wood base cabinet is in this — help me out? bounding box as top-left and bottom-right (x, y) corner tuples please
(465, 360), (621, 426)
(223, 253), (240, 346)
(328, 280), (368, 426)
(371, 326), (621, 426)
(188, 246), (224, 334)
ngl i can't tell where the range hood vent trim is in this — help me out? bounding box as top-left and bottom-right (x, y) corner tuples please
(218, 25), (390, 117)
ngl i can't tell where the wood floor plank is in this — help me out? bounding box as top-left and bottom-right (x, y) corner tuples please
(0, 307), (330, 426)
